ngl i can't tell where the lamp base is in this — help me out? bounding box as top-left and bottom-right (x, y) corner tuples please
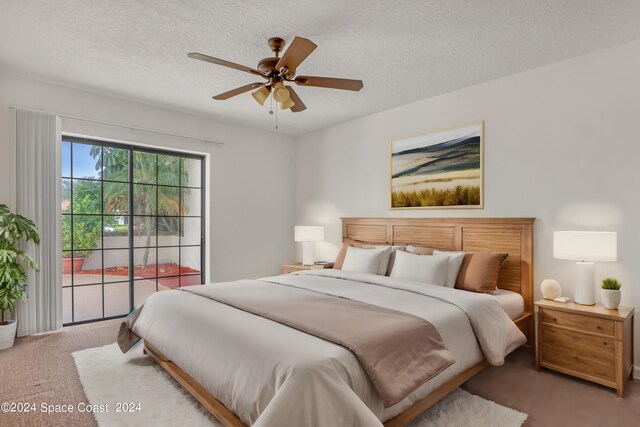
(302, 241), (315, 266)
(574, 261), (595, 305)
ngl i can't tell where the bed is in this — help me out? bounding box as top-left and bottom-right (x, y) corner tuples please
(122, 217), (534, 427)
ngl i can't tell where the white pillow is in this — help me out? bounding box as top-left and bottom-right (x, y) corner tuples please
(353, 244), (393, 275)
(341, 246), (388, 275)
(433, 249), (466, 288)
(389, 251), (449, 285)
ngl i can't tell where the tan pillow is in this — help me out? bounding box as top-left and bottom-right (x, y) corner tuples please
(406, 245), (436, 255)
(455, 251), (508, 294)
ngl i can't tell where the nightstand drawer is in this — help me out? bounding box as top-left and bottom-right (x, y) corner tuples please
(541, 326), (615, 382)
(541, 308), (615, 337)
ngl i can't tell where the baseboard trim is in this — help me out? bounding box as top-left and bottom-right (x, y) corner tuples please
(634, 366), (640, 380)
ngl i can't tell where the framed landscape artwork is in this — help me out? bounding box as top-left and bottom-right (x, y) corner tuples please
(390, 121), (483, 209)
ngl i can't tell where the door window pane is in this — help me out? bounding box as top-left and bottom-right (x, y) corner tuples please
(134, 248), (157, 279)
(62, 179), (72, 213)
(73, 216), (101, 251)
(181, 217), (201, 246)
(180, 246), (201, 276)
(104, 182), (129, 214)
(133, 151), (157, 184)
(133, 184), (157, 215)
(62, 251), (73, 286)
(181, 157), (202, 188)
(72, 143), (102, 179)
(62, 140), (71, 178)
(158, 186), (180, 216)
(62, 287), (72, 324)
(103, 249), (130, 283)
(158, 217), (179, 246)
(73, 180), (102, 214)
(103, 147), (129, 182)
(62, 216), (72, 250)
(73, 285), (103, 322)
(158, 154), (181, 186)
(104, 282), (130, 317)
(158, 247), (180, 277)
(103, 217), (129, 248)
(181, 188), (201, 217)
(77, 250), (103, 285)
(134, 216), (156, 247)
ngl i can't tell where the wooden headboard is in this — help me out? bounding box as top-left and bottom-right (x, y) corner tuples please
(341, 217), (535, 347)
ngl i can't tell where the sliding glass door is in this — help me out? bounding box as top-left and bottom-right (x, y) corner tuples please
(61, 136), (205, 325)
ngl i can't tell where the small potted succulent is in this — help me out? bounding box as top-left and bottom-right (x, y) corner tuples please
(600, 278), (622, 310)
(0, 204), (40, 350)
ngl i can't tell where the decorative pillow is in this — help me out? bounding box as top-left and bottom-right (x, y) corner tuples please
(334, 239), (393, 275)
(432, 249), (466, 288)
(389, 251), (449, 285)
(455, 251), (509, 294)
(334, 239), (370, 269)
(406, 245), (436, 256)
(341, 246), (388, 275)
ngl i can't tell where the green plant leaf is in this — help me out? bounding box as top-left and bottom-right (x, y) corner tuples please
(601, 277), (621, 290)
(0, 204), (40, 314)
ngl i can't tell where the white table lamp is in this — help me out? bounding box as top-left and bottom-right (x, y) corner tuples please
(553, 231), (617, 305)
(294, 226), (324, 266)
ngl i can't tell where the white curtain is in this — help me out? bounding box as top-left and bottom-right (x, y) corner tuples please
(15, 109), (63, 336)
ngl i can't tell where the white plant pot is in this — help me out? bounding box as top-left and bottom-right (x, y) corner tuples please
(601, 289), (621, 310)
(0, 319), (17, 350)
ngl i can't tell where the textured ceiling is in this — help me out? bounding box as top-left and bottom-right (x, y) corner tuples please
(2, 1), (640, 136)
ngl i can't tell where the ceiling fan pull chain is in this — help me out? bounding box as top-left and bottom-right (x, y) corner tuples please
(269, 91), (274, 115)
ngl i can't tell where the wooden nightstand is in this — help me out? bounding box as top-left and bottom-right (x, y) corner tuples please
(282, 263), (334, 274)
(535, 299), (634, 397)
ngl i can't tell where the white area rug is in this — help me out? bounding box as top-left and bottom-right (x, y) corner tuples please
(73, 343), (527, 427)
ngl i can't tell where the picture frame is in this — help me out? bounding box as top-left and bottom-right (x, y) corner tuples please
(390, 121), (484, 209)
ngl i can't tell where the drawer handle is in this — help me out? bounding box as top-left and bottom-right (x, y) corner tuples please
(603, 342), (607, 346)
(552, 318), (557, 322)
(597, 326), (602, 329)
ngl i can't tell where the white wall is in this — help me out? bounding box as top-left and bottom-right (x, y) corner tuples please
(0, 72), (296, 282)
(294, 40), (640, 372)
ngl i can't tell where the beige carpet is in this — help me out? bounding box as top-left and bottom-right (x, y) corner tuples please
(72, 343), (527, 427)
(2, 320), (640, 426)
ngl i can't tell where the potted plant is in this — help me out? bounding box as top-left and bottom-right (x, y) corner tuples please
(61, 216), (99, 273)
(601, 278), (622, 310)
(0, 204), (40, 350)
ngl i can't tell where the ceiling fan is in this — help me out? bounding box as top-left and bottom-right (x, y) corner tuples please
(188, 36), (363, 113)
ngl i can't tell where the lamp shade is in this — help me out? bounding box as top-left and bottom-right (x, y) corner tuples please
(294, 226), (324, 242)
(553, 231), (617, 262)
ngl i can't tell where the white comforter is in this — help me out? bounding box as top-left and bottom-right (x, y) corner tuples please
(131, 269), (525, 427)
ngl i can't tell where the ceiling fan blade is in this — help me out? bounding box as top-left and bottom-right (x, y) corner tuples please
(212, 83), (265, 100)
(188, 53), (266, 77)
(294, 75), (363, 91)
(275, 37), (317, 74)
(285, 86), (307, 112)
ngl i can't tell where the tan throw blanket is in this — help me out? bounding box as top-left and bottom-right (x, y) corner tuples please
(179, 281), (454, 407)
(117, 303), (144, 353)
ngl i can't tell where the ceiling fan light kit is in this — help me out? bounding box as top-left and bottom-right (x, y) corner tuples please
(272, 81), (290, 103)
(279, 97), (295, 110)
(187, 36), (363, 117)
(251, 86), (271, 105)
